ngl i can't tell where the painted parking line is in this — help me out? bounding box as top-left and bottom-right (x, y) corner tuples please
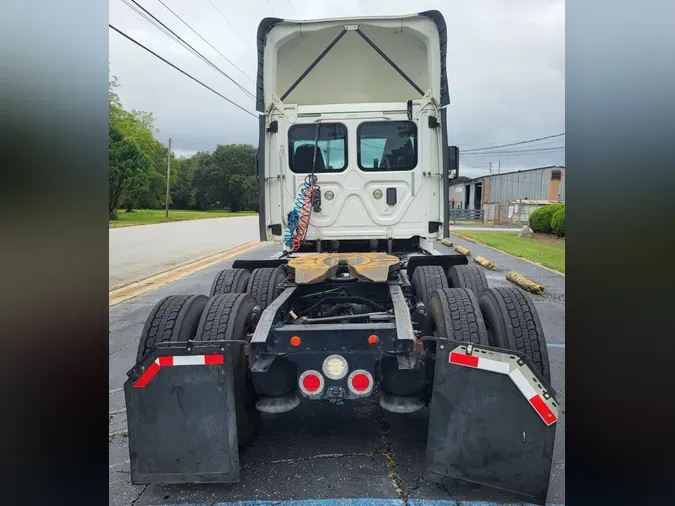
(142, 500), (565, 506)
(547, 343), (565, 348)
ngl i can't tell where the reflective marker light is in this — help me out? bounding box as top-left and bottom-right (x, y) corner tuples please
(322, 354), (348, 380)
(290, 336), (301, 347)
(368, 334), (379, 345)
(373, 189), (383, 199)
(325, 190), (335, 200)
(348, 369), (374, 396)
(299, 370), (324, 396)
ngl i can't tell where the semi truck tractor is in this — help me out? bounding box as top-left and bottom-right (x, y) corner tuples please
(124, 11), (557, 504)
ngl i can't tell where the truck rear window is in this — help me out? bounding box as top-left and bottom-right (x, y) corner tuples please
(288, 123), (347, 173)
(358, 121), (417, 171)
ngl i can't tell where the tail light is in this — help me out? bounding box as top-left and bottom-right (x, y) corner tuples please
(298, 370), (324, 396)
(348, 369), (374, 396)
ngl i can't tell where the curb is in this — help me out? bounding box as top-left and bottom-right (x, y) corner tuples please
(506, 271), (545, 295)
(109, 241), (262, 306)
(474, 255), (496, 270)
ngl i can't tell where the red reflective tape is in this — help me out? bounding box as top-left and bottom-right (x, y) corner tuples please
(529, 394), (558, 425)
(449, 352), (479, 368)
(133, 361), (160, 388)
(204, 354), (224, 365)
(158, 356), (174, 366)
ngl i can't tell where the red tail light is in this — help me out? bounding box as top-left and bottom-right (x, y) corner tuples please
(298, 370), (324, 396)
(348, 369), (374, 396)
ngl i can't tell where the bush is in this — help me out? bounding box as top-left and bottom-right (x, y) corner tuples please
(529, 203), (564, 234)
(551, 205), (565, 237)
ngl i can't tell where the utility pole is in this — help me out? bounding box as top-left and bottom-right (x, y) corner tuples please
(489, 162), (492, 175)
(498, 158), (501, 174)
(165, 137), (171, 218)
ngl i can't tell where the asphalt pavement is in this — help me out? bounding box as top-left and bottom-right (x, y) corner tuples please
(108, 215), (259, 290)
(109, 240), (565, 506)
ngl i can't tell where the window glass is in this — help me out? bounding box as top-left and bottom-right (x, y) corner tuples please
(288, 123), (347, 173)
(358, 121), (417, 171)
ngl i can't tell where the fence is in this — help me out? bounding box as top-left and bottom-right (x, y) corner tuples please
(449, 209), (484, 223)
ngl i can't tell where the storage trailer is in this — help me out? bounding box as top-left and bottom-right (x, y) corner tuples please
(124, 11), (558, 505)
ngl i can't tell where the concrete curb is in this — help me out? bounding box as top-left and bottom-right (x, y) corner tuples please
(440, 238), (453, 247)
(109, 241), (262, 306)
(506, 271), (545, 295)
(474, 255), (496, 270)
(454, 245), (471, 256)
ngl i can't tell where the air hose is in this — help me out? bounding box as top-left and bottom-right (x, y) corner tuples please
(284, 123), (321, 251)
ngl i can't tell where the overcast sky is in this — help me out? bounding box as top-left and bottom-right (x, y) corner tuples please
(109, 0), (564, 178)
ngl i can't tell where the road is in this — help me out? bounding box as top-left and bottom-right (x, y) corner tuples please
(109, 239), (565, 506)
(108, 215), (259, 290)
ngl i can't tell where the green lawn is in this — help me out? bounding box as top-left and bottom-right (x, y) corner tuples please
(109, 209), (257, 228)
(456, 231), (565, 274)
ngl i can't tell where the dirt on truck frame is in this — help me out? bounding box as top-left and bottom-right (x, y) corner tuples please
(122, 11), (559, 505)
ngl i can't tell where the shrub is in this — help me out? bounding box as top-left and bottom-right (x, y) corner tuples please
(552, 205), (566, 237)
(529, 203), (564, 234)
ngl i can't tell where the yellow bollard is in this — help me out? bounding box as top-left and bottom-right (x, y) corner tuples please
(474, 256), (497, 270)
(454, 245), (471, 256)
(506, 271), (544, 295)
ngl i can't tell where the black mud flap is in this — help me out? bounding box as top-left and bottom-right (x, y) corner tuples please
(424, 341), (558, 505)
(124, 342), (240, 484)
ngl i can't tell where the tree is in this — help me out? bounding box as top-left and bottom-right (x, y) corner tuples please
(191, 144), (258, 211)
(109, 126), (150, 219)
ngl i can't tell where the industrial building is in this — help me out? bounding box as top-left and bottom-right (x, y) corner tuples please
(449, 166), (565, 225)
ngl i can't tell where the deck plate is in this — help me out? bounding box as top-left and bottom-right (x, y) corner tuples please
(288, 253), (400, 284)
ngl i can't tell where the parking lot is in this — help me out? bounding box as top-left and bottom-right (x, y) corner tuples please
(109, 239), (564, 506)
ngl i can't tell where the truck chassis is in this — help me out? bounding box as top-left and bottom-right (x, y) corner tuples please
(124, 241), (558, 505)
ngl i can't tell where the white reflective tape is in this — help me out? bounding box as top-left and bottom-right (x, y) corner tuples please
(509, 368), (537, 400)
(171, 355), (206, 366)
(476, 357), (511, 375)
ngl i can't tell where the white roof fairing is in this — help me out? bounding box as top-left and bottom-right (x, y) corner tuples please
(255, 11), (448, 112)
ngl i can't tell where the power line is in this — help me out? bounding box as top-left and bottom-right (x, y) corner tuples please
(462, 133), (565, 153)
(286, 0), (297, 17)
(206, 0), (255, 50)
(122, 0), (255, 100)
(109, 24), (257, 119)
(462, 145), (565, 155)
(462, 146), (565, 157)
(156, 0), (256, 85)
(265, 0), (278, 15)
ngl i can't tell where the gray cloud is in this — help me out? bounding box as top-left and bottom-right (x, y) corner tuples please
(110, 0), (564, 177)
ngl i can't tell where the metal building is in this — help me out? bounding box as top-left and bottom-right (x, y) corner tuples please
(449, 166), (565, 224)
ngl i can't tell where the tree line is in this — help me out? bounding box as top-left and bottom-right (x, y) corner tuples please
(108, 77), (258, 219)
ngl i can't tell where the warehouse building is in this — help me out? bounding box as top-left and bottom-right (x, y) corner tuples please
(449, 166), (565, 225)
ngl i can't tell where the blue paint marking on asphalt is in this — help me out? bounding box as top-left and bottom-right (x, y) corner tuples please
(546, 343), (565, 348)
(148, 500), (565, 506)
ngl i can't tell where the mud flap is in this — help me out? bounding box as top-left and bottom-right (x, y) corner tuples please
(424, 341), (558, 505)
(124, 342), (240, 484)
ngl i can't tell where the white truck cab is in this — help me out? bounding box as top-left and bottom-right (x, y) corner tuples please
(255, 11), (458, 252)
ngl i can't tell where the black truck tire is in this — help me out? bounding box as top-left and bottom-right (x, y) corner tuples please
(428, 288), (490, 346)
(136, 294), (208, 363)
(196, 293), (261, 448)
(411, 265), (448, 311)
(209, 268), (251, 297)
(247, 267), (285, 309)
(447, 264), (488, 298)
(478, 286), (550, 382)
